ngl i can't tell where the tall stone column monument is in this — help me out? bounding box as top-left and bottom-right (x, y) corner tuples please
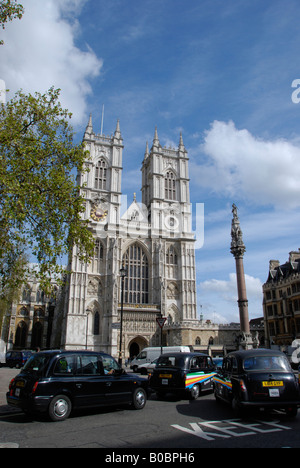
(230, 204), (253, 350)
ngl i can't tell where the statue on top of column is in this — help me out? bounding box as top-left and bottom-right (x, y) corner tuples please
(230, 203), (246, 259)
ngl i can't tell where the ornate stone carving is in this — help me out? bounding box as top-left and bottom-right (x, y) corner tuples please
(230, 203), (246, 258)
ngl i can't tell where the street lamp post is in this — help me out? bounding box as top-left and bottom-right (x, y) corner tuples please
(118, 264), (127, 366)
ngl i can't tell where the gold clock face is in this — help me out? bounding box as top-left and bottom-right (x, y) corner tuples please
(90, 205), (108, 222)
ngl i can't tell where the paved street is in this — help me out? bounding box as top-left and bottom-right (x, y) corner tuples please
(0, 367), (300, 450)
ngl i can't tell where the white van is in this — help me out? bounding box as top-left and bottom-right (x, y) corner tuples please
(130, 346), (191, 372)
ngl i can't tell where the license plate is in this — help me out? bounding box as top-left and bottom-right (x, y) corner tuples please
(15, 388), (20, 397)
(262, 381), (283, 387)
(16, 381), (25, 388)
(159, 374), (172, 379)
(269, 388), (280, 397)
(162, 379), (169, 385)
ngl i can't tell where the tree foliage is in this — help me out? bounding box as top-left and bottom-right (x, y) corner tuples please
(0, 0), (24, 45)
(0, 252), (26, 336)
(0, 87), (94, 297)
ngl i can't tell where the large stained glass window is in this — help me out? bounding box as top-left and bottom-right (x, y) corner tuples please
(123, 243), (149, 304)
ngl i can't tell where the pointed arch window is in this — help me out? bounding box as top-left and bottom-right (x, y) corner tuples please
(95, 158), (107, 190)
(22, 285), (31, 303)
(94, 311), (100, 335)
(36, 288), (45, 304)
(123, 243), (149, 304)
(166, 246), (178, 265)
(165, 171), (176, 201)
(31, 322), (43, 349)
(15, 321), (28, 348)
(91, 240), (104, 273)
(166, 245), (178, 279)
(94, 240), (104, 261)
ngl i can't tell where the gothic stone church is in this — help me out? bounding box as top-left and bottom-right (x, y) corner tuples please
(59, 117), (198, 359)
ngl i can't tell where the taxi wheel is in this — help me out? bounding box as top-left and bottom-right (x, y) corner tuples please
(48, 395), (72, 422)
(189, 384), (200, 400)
(132, 388), (147, 410)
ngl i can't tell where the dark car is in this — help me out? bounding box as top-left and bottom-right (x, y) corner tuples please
(6, 350), (33, 369)
(213, 349), (300, 417)
(149, 352), (216, 400)
(7, 350), (148, 421)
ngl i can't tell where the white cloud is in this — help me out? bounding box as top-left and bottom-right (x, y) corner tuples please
(0, 0), (103, 125)
(199, 273), (263, 324)
(192, 120), (300, 209)
(201, 273), (262, 303)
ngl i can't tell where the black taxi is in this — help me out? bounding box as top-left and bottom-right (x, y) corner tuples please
(6, 350), (148, 421)
(149, 352), (216, 400)
(213, 349), (300, 417)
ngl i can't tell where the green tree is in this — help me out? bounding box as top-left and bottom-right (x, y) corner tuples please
(0, 87), (94, 297)
(0, 0), (24, 45)
(0, 251), (26, 336)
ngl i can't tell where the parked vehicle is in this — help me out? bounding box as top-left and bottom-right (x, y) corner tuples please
(213, 349), (300, 417)
(149, 352), (216, 400)
(130, 346), (190, 372)
(138, 358), (159, 375)
(7, 350), (149, 421)
(0, 352), (5, 367)
(5, 350), (33, 369)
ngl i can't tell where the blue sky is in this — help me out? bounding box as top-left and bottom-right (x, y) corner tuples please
(2, 0), (300, 323)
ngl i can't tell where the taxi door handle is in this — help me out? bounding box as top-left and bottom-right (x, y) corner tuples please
(106, 382), (112, 387)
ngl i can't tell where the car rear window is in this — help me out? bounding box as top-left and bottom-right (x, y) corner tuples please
(22, 353), (51, 375)
(157, 355), (185, 368)
(243, 355), (290, 372)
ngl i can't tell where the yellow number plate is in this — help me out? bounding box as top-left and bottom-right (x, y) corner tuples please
(262, 381), (283, 387)
(159, 374), (172, 379)
(16, 381), (25, 388)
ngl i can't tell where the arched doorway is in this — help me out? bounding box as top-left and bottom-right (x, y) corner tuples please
(128, 336), (148, 359)
(31, 322), (43, 349)
(129, 342), (140, 359)
(15, 321), (28, 348)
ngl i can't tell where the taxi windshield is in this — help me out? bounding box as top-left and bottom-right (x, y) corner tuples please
(243, 355), (290, 372)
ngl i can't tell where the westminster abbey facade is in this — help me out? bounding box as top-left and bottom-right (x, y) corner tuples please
(56, 117), (198, 359)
